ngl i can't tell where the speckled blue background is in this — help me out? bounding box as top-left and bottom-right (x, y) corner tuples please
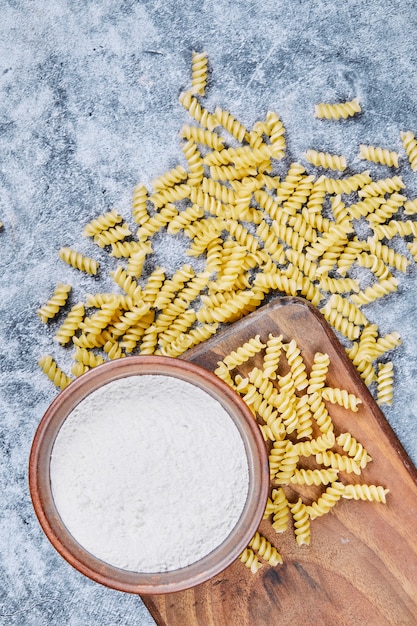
(1, 1), (417, 624)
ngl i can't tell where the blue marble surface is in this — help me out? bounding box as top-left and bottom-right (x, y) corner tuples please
(1, 1), (417, 624)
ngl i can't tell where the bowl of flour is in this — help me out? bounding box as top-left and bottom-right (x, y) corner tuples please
(29, 356), (269, 594)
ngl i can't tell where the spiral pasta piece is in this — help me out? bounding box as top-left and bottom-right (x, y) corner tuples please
(274, 442), (300, 484)
(103, 337), (125, 360)
(342, 484), (389, 503)
(307, 352), (330, 394)
(110, 303), (152, 338)
(271, 488), (290, 533)
(38, 355), (72, 390)
(367, 193), (406, 225)
(358, 175), (405, 198)
(262, 333), (283, 380)
(131, 183), (150, 225)
(268, 439), (289, 476)
(307, 482), (346, 519)
(180, 124), (225, 151)
(293, 431), (335, 457)
(318, 275), (360, 294)
(400, 130), (417, 170)
(305, 149), (347, 171)
(358, 144), (400, 167)
(322, 293), (368, 326)
(314, 97), (361, 120)
(73, 347), (105, 369)
(221, 334), (266, 370)
(93, 223), (131, 248)
(322, 171), (372, 195)
(152, 165), (188, 193)
(178, 90), (217, 130)
(37, 283), (71, 323)
(315, 451), (361, 475)
(189, 50), (208, 96)
(82, 209), (123, 237)
(290, 498), (311, 546)
(110, 266), (142, 302)
(350, 277), (399, 306)
(239, 548), (262, 574)
(290, 467), (340, 487)
(355, 252), (392, 280)
(58, 247), (98, 275)
(336, 432), (371, 468)
(54, 303), (85, 345)
(376, 361), (394, 406)
(256, 220), (286, 263)
(119, 312), (155, 353)
(321, 387), (362, 412)
(110, 240), (146, 258)
(213, 106), (248, 143)
(366, 238), (410, 272)
(283, 339), (308, 390)
(80, 300), (121, 336)
(248, 532), (283, 566)
(126, 248), (148, 278)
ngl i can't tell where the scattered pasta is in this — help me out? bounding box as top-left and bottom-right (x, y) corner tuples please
(37, 52), (414, 411)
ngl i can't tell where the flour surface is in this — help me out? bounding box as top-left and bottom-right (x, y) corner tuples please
(50, 374), (249, 573)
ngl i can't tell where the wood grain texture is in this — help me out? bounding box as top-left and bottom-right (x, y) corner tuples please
(142, 297), (417, 626)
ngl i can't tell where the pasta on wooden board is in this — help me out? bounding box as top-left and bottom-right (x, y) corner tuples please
(211, 334), (388, 573)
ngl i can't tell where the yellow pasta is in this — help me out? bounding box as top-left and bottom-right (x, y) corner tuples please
(262, 333), (284, 380)
(315, 451), (361, 475)
(38, 355), (72, 390)
(283, 339), (308, 391)
(37, 283), (71, 323)
(350, 277), (399, 306)
(239, 548), (262, 574)
(213, 106), (248, 143)
(58, 247), (98, 275)
(73, 347), (105, 369)
(290, 498), (311, 546)
(358, 175), (405, 198)
(271, 488), (290, 534)
(131, 184), (150, 225)
(305, 149), (347, 171)
(189, 50), (208, 96)
(314, 97), (361, 120)
(376, 361), (394, 406)
(82, 209), (123, 237)
(336, 432), (371, 468)
(54, 303), (85, 345)
(321, 387), (362, 412)
(307, 352), (330, 394)
(400, 130), (417, 171)
(359, 144), (400, 167)
(307, 482), (346, 519)
(290, 467), (340, 487)
(248, 532), (283, 566)
(179, 90), (217, 130)
(342, 484), (389, 503)
(93, 223), (131, 248)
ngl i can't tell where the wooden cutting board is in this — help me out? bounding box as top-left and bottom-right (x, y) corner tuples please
(141, 297), (417, 626)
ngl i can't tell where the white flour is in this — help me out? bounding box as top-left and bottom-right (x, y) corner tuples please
(50, 374), (249, 573)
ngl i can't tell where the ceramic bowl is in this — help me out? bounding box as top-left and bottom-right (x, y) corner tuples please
(29, 355), (269, 595)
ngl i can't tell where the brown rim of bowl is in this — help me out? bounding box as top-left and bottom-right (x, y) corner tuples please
(29, 355), (269, 595)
